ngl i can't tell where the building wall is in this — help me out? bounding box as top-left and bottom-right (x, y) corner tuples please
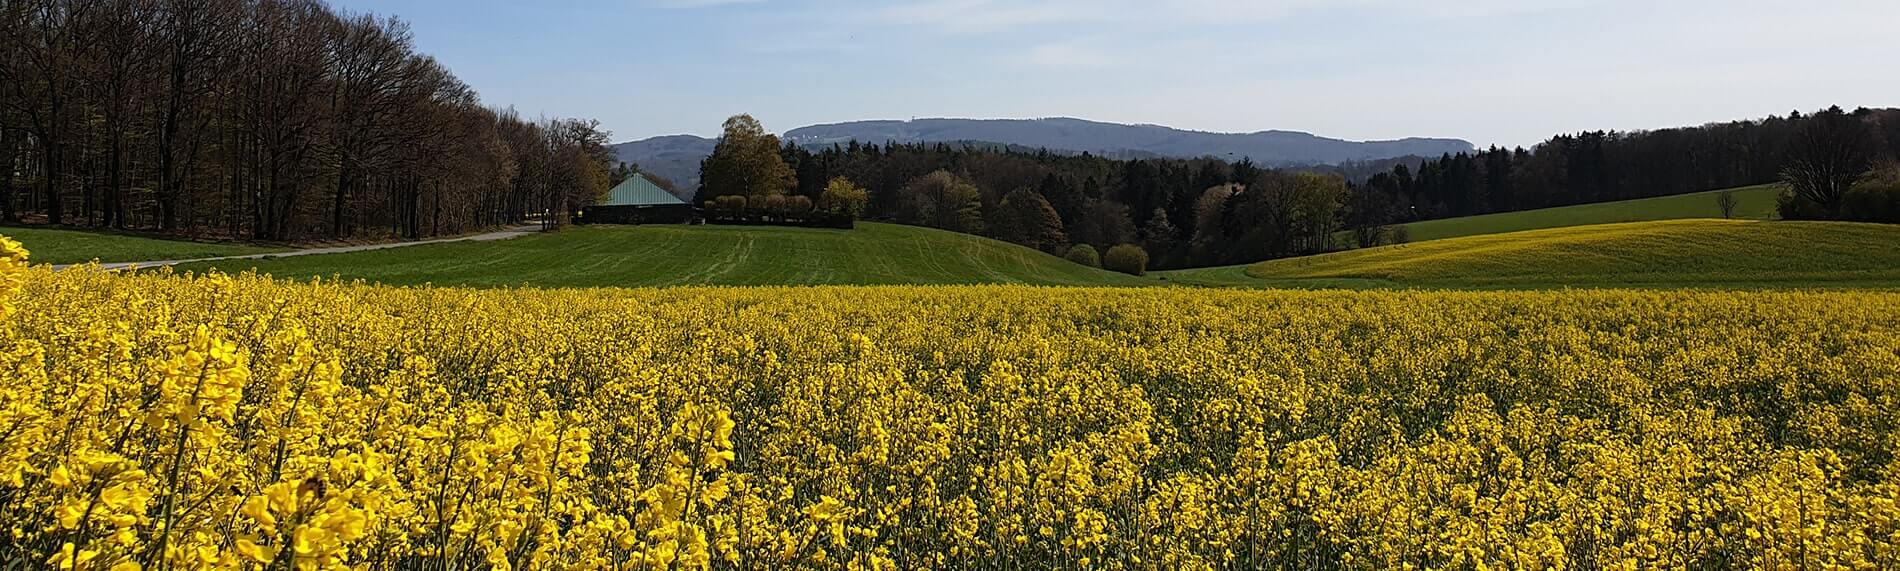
(575, 205), (696, 225)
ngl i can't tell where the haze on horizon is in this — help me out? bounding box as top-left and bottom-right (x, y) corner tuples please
(331, 0), (1900, 148)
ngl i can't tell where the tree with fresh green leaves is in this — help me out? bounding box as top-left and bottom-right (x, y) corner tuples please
(698, 114), (794, 201)
(819, 176), (869, 218)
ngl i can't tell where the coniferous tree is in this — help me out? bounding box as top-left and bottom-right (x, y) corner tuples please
(1231, 157), (1261, 186)
(1140, 207), (1179, 259)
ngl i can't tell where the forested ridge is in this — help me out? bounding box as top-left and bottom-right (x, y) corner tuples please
(736, 107), (1900, 269)
(1355, 107), (1900, 222)
(0, 0), (614, 242)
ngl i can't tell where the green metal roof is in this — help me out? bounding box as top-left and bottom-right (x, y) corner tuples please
(599, 174), (687, 206)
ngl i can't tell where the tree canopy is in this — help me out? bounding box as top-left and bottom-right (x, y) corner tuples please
(895, 171), (985, 235)
(819, 177), (869, 218)
(698, 114), (794, 201)
(992, 188), (1066, 253)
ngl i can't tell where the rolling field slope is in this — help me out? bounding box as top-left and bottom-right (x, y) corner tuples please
(1388, 184), (1783, 243)
(166, 222), (1148, 288)
(1236, 219), (1900, 288)
(1159, 184), (1798, 288)
(4, 225), (284, 265)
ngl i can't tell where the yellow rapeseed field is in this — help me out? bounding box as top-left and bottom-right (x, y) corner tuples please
(2, 235), (1898, 570)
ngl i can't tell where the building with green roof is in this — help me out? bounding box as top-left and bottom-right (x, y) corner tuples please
(575, 173), (696, 224)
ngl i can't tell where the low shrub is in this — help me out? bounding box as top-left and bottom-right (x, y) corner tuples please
(1064, 244), (1101, 267)
(1780, 179), (1900, 223)
(1103, 244), (1148, 276)
(1840, 168), (1900, 223)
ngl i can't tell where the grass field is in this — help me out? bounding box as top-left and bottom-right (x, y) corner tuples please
(1385, 184), (1784, 243)
(1196, 219), (1900, 289)
(24, 183), (1874, 291)
(1160, 184), (1805, 288)
(3, 225), (284, 265)
(167, 222), (1148, 287)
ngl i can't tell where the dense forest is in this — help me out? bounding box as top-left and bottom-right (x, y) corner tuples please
(765, 139), (1337, 268)
(701, 107), (1900, 269)
(0, 0), (613, 241)
(1352, 106), (1900, 227)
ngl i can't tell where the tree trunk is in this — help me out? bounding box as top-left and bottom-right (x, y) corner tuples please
(82, 152), (94, 226)
(251, 140), (265, 240)
(105, 126), (123, 228)
(42, 137), (61, 225)
(333, 162), (351, 238)
(228, 136), (241, 238)
(158, 110), (179, 230)
(158, 39), (189, 231)
(0, 127), (15, 222)
(406, 177), (420, 240)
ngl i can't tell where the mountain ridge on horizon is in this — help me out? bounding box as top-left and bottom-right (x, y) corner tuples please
(613, 116), (1474, 193)
(789, 116), (1462, 145)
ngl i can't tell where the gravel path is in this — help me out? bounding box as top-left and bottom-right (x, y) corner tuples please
(53, 225), (545, 271)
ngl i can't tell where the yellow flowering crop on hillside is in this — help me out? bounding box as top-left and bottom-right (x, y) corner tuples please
(2, 236), (1898, 570)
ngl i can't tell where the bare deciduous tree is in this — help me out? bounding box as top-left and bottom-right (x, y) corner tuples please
(0, 0), (611, 240)
(1782, 106), (1876, 209)
(1715, 189), (1738, 218)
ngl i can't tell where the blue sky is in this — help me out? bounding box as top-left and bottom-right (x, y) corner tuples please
(331, 0), (1900, 147)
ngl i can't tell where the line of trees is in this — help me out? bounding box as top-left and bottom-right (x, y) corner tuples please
(0, 0), (612, 241)
(696, 114), (1341, 269)
(687, 107), (1899, 270)
(1351, 106), (1900, 230)
(774, 138), (1357, 268)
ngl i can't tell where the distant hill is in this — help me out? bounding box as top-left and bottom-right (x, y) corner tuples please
(612, 117), (1472, 195)
(610, 135), (717, 198)
(787, 118), (1471, 164)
